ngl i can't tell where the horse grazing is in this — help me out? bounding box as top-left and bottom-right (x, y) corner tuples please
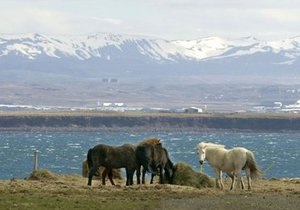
(135, 138), (161, 184)
(136, 142), (174, 184)
(149, 156), (174, 184)
(197, 142), (262, 190)
(87, 143), (137, 186)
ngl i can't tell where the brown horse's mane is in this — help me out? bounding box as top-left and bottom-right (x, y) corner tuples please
(137, 137), (160, 145)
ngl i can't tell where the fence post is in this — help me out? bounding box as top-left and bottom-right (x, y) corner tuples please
(33, 150), (39, 171)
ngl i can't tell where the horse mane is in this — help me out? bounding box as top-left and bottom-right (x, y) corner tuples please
(138, 137), (160, 145)
(198, 142), (225, 149)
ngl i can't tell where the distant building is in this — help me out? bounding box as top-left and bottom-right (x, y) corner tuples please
(184, 107), (203, 113)
(281, 100), (300, 113)
(102, 78), (118, 83)
(110, 78), (118, 83)
(102, 103), (112, 107)
(251, 106), (266, 113)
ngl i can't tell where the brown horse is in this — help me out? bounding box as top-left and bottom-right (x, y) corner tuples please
(87, 137), (161, 186)
(136, 142), (174, 184)
(102, 137), (160, 185)
(135, 138), (161, 184)
(87, 143), (137, 186)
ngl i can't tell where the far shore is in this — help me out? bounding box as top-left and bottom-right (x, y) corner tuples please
(1, 111), (300, 132)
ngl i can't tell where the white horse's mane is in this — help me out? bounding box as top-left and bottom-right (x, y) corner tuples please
(198, 142), (225, 149)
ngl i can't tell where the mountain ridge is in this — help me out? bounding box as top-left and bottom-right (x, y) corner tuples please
(1, 32), (300, 85)
(1, 33), (300, 62)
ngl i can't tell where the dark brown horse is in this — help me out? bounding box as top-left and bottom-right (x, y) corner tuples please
(88, 138), (160, 186)
(149, 155), (174, 184)
(136, 142), (174, 184)
(87, 143), (137, 186)
(135, 138), (161, 184)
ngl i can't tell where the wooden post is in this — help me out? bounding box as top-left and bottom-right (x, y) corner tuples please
(33, 150), (39, 171)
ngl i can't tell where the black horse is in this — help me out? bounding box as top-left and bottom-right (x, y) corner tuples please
(136, 143), (174, 184)
(87, 144), (137, 186)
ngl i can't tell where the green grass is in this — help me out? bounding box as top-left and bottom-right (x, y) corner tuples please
(0, 191), (160, 210)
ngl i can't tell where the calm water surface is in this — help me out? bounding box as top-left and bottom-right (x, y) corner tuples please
(0, 131), (299, 179)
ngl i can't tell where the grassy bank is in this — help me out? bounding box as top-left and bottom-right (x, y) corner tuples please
(0, 111), (300, 132)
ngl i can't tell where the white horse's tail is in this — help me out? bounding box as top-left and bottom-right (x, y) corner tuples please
(245, 150), (263, 178)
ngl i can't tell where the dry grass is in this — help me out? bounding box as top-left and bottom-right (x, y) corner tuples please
(173, 162), (215, 188)
(0, 170), (299, 210)
(26, 169), (59, 181)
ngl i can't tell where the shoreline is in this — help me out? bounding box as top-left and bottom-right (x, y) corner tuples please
(1, 126), (300, 133)
(1, 111), (300, 132)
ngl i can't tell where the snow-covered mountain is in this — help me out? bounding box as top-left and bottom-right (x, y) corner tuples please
(0, 33), (300, 83)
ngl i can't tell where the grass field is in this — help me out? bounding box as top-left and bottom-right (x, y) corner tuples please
(0, 170), (299, 210)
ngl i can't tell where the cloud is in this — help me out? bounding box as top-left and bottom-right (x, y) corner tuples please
(0, 1), (299, 39)
(0, 8), (70, 34)
(258, 9), (300, 23)
(0, 7), (123, 35)
(89, 17), (122, 25)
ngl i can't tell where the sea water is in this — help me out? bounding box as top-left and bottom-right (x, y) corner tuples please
(0, 131), (299, 180)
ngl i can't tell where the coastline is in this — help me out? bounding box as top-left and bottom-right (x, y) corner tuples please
(1, 111), (300, 132)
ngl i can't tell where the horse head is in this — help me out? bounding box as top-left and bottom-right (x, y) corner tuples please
(164, 158), (175, 184)
(197, 142), (207, 165)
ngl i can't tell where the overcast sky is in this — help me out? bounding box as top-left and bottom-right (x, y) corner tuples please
(1, 0), (300, 40)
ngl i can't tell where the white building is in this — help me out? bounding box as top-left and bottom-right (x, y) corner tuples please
(281, 100), (300, 113)
(184, 107), (203, 113)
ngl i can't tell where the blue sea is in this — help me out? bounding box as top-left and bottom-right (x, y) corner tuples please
(0, 131), (299, 180)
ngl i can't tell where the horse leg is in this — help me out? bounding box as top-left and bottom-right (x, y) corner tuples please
(240, 176), (245, 190)
(125, 168), (134, 186)
(142, 167), (146, 184)
(227, 172), (235, 190)
(125, 168), (130, 186)
(215, 169), (221, 189)
(219, 171), (224, 190)
(236, 171), (242, 190)
(136, 165), (141, 185)
(128, 168), (135, 185)
(102, 168), (108, 185)
(108, 168), (115, 185)
(245, 167), (251, 190)
(88, 167), (96, 186)
(159, 166), (164, 184)
(150, 173), (155, 184)
(231, 170), (242, 190)
(230, 171), (236, 190)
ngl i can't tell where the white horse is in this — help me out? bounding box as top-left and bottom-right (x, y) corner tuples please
(197, 142), (262, 190)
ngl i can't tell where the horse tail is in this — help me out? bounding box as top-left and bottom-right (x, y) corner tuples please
(87, 148), (93, 170)
(246, 150), (263, 178)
